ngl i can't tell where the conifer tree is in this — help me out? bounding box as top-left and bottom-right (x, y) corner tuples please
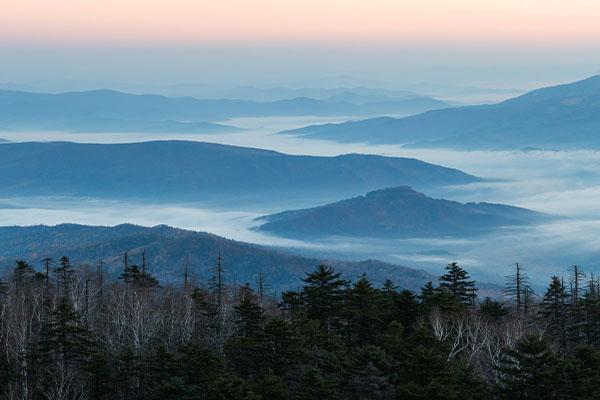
(300, 265), (349, 330)
(40, 296), (94, 366)
(438, 262), (477, 306)
(396, 328), (487, 400)
(392, 289), (420, 334)
(541, 276), (568, 347)
(296, 367), (339, 400)
(419, 281), (463, 314)
(53, 256), (74, 298)
(250, 369), (290, 400)
(13, 260), (35, 292)
(258, 318), (304, 375)
(496, 335), (559, 399)
(345, 274), (382, 346)
(86, 351), (113, 400)
(479, 297), (509, 322)
(233, 293), (265, 337)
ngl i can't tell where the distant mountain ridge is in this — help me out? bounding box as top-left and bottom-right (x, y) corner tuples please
(281, 76), (600, 150)
(0, 223), (434, 290)
(0, 88), (448, 133)
(0, 140), (479, 202)
(257, 186), (550, 239)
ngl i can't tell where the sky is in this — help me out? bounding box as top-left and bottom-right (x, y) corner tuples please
(2, 0), (600, 91)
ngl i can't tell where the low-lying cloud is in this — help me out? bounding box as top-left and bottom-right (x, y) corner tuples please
(3, 123), (600, 287)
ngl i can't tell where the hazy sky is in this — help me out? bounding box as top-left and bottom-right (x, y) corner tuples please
(2, 0), (600, 90)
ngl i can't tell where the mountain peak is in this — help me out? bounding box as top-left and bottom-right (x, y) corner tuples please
(259, 187), (550, 239)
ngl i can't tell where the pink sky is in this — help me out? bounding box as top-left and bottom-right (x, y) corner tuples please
(3, 0), (600, 46)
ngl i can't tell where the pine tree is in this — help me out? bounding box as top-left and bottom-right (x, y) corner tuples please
(296, 367), (339, 400)
(116, 346), (142, 399)
(496, 335), (559, 399)
(233, 293), (265, 337)
(345, 274), (382, 346)
(391, 289), (420, 334)
(479, 297), (509, 322)
(13, 260), (35, 292)
(396, 328), (487, 400)
(419, 281), (463, 314)
(40, 296), (94, 366)
(258, 318), (304, 375)
(86, 351), (113, 400)
(345, 362), (394, 400)
(560, 345), (600, 398)
(301, 265), (349, 330)
(541, 276), (568, 347)
(438, 262), (477, 307)
(250, 369), (290, 400)
(174, 341), (229, 389)
(53, 256), (74, 297)
(280, 289), (304, 316)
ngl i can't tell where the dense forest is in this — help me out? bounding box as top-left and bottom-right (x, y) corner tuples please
(1, 253), (600, 399)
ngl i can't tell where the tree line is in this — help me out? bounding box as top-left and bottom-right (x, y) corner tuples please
(2, 254), (600, 399)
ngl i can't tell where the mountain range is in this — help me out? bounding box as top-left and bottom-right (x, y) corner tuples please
(257, 186), (550, 239)
(0, 140), (479, 202)
(0, 223), (434, 291)
(281, 75), (600, 150)
(0, 88), (448, 134)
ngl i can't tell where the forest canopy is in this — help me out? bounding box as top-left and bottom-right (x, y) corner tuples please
(1, 255), (599, 399)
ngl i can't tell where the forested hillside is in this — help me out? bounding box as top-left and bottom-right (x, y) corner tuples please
(258, 186), (549, 239)
(0, 224), (433, 290)
(282, 75), (600, 150)
(1, 257), (599, 399)
(0, 141), (478, 201)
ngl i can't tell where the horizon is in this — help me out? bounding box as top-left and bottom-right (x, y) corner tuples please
(2, 1), (600, 92)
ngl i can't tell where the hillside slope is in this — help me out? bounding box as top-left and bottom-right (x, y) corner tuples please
(0, 141), (479, 201)
(281, 76), (600, 150)
(0, 223), (434, 290)
(258, 186), (550, 238)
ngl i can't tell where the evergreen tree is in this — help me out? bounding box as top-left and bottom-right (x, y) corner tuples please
(396, 328), (487, 400)
(116, 346), (143, 399)
(40, 296), (94, 365)
(249, 369), (290, 400)
(301, 265), (349, 330)
(86, 351), (113, 400)
(345, 274), (382, 346)
(233, 292), (265, 337)
(280, 288), (304, 316)
(53, 256), (74, 297)
(479, 297), (509, 322)
(225, 336), (263, 379)
(394, 289), (420, 331)
(259, 318), (304, 375)
(541, 276), (568, 347)
(345, 361), (394, 400)
(419, 281), (463, 314)
(296, 367), (339, 400)
(13, 260), (35, 290)
(496, 335), (559, 399)
(438, 262), (477, 306)
(560, 345), (600, 399)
